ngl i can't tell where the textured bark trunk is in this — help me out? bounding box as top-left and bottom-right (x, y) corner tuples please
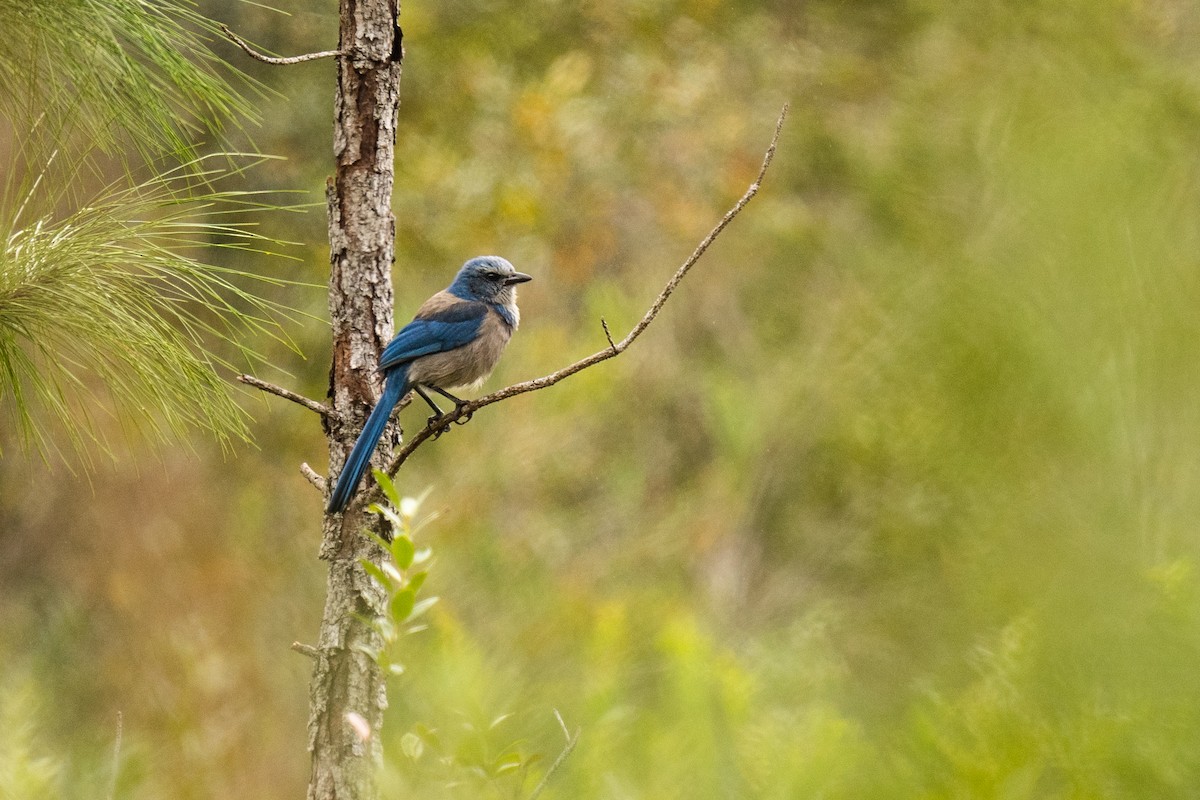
(308, 1), (402, 798)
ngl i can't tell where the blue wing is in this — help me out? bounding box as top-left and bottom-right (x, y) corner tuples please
(378, 299), (488, 372)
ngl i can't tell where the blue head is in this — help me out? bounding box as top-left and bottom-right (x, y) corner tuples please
(447, 256), (532, 304)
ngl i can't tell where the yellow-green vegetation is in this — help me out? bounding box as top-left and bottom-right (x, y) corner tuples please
(3, 0), (1200, 798)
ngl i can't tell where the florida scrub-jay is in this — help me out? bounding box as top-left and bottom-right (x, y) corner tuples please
(326, 255), (531, 513)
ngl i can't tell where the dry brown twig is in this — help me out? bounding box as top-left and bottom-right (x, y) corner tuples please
(219, 24), (344, 65)
(237, 374), (337, 420)
(300, 462), (328, 492)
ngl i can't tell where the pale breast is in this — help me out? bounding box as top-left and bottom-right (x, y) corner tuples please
(407, 310), (513, 391)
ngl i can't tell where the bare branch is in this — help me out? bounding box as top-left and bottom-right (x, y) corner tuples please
(220, 24), (344, 65)
(369, 105), (789, 489)
(238, 374), (337, 420)
(292, 641), (320, 659)
(618, 103), (788, 349)
(301, 462), (328, 492)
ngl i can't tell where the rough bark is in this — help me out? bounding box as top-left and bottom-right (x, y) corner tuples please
(307, 1), (402, 798)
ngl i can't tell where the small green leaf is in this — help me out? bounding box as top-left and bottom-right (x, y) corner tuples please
(413, 723), (442, 750)
(410, 509), (442, 537)
(408, 486), (435, 515)
(372, 468), (402, 508)
(370, 503), (405, 532)
(360, 559), (392, 589)
(390, 588), (415, 622)
(408, 570), (428, 594)
(388, 662), (406, 676)
(374, 616), (397, 642)
(362, 528), (392, 551)
(401, 731), (425, 760)
(391, 535), (415, 570)
(492, 752), (523, 776)
(408, 596), (439, 621)
(352, 642), (380, 661)
(412, 546), (433, 566)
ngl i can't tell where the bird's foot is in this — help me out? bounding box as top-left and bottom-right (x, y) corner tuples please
(427, 403), (473, 439)
(427, 414), (453, 438)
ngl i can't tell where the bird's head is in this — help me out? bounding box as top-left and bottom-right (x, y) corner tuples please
(448, 256), (532, 304)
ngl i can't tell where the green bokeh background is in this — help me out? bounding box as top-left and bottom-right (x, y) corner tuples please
(4, 0), (1200, 797)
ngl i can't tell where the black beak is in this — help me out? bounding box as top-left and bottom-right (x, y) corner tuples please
(504, 272), (533, 285)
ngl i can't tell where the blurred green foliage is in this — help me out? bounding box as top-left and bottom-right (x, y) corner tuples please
(4, 0), (1200, 797)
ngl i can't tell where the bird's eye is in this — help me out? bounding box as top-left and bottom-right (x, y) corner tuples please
(486, 271), (502, 280)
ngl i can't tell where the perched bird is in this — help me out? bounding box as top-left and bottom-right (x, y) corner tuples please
(326, 256), (532, 513)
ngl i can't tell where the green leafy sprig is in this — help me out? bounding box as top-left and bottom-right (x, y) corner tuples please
(357, 472), (440, 676)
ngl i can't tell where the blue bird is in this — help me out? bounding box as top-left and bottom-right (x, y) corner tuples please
(326, 255), (532, 513)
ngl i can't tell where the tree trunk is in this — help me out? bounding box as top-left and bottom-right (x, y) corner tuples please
(308, 1), (402, 798)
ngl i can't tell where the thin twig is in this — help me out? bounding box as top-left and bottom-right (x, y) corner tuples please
(239, 374), (337, 420)
(367, 104), (788, 493)
(106, 711), (123, 800)
(220, 24), (344, 65)
(553, 708), (571, 740)
(528, 711), (581, 800)
(301, 462), (327, 492)
(600, 318), (617, 352)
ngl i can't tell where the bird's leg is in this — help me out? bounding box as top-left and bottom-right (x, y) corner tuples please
(427, 386), (474, 425)
(412, 385), (444, 416)
(413, 386), (452, 436)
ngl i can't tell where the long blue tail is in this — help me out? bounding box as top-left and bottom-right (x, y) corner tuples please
(326, 372), (408, 513)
